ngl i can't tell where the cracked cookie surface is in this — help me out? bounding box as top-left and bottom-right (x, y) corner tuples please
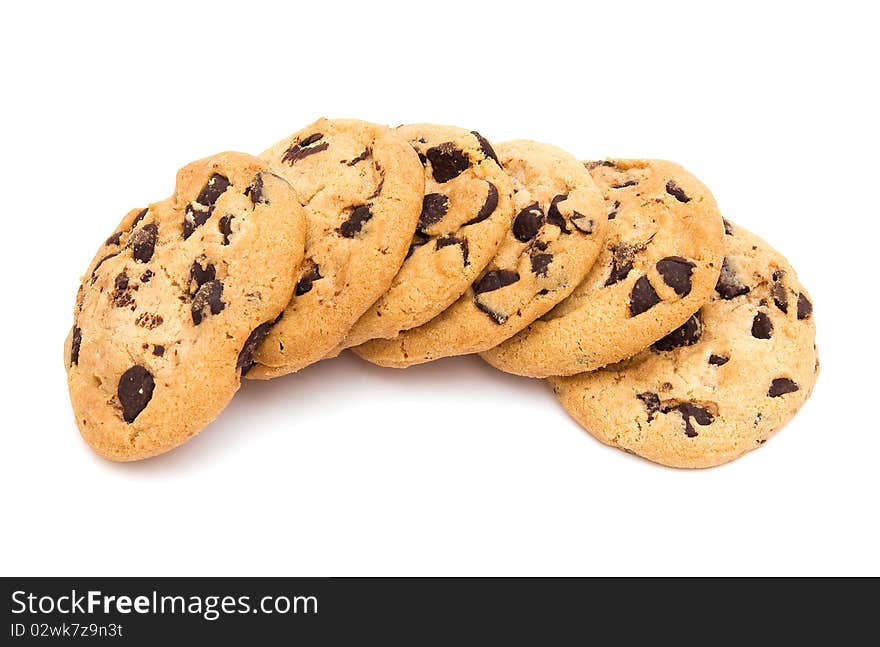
(549, 222), (818, 468)
(354, 140), (607, 367)
(482, 159), (725, 377)
(246, 118), (424, 379)
(64, 152), (306, 460)
(334, 124), (514, 350)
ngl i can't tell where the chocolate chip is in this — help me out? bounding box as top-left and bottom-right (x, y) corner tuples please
(114, 271), (129, 291)
(470, 131), (499, 164)
(70, 327), (82, 366)
(708, 354), (729, 366)
(131, 223), (158, 263)
(530, 252), (553, 277)
(282, 133), (329, 164)
(152, 345), (165, 357)
(607, 200), (621, 220)
(135, 312), (163, 329)
(768, 378), (799, 397)
(546, 194), (571, 234)
(183, 204), (212, 240)
(406, 231), (430, 260)
(473, 269), (520, 294)
(130, 208), (149, 231)
(191, 280), (225, 325)
(604, 244), (638, 286)
(464, 182), (499, 226)
(118, 365), (154, 423)
(665, 179), (691, 203)
(90, 253), (118, 283)
(417, 152), (427, 166)
(656, 256), (696, 297)
(347, 148), (371, 166)
(666, 402), (714, 437)
(652, 312), (702, 351)
(722, 218), (734, 235)
(105, 231), (123, 246)
(141, 270), (153, 282)
(196, 174), (230, 207)
(338, 205), (373, 238)
(715, 257), (750, 299)
(797, 293), (813, 320)
(570, 213), (595, 234)
(426, 142), (470, 183)
(436, 235), (469, 265)
(111, 271), (134, 308)
(419, 193), (449, 229)
(637, 392), (661, 421)
(237, 321), (274, 375)
(219, 215), (234, 245)
(295, 265), (322, 296)
(772, 271), (789, 313)
(751, 311), (773, 339)
(473, 300), (508, 325)
(612, 179), (638, 189)
(244, 174), (266, 205)
(512, 203), (544, 242)
(190, 260), (216, 291)
(630, 275), (661, 316)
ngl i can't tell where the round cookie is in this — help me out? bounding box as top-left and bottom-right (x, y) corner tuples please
(550, 222), (818, 469)
(65, 152), (306, 461)
(246, 118), (424, 379)
(353, 140), (608, 367)
(481, 159), (725, 377)
(334, 125), (514, 350)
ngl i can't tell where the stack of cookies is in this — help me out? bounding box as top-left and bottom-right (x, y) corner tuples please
(65, 118), (818, 468)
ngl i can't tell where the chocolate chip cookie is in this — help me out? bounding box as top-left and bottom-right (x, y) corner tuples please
(481, 159), (725, 377)
(246, 118), (425, 379)
(549, 222), (818, 468)
(353, 140), (608, 367)
(334, 125), (514, 350)
(65, 152), (306, 460)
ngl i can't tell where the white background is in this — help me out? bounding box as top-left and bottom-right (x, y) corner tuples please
(1, 1), (877, 576)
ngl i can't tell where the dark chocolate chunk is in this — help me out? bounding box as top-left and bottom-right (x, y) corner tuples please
(191, 280), (225, 325)
(105, 231), (123, 246)
(282, 133), (329, 165)
(426, 142), (470, 183)
(715, 257), (750, 299)
(656, 256), (696, 297)
(419, 193), (449, 229)
(190, 260), (216, 291)
(512, 203), (544, 242)
(463, 182), (499, 226)
(708, 354), (729, 366)
(666, 402), (714, 437)
(530, 252), (553, 277)
(141, 270), (153, 282)
(604, 244), (638, 286)
(338, 204), (373, 238)
(546, 194), (571, 234)
(570, 213), (595, 234)
(131, 223), (158, 263)
(652, 312), (702, 351)
(244, 174), (266, 205)
(629, 275), (661, 316)
(70, 327), (82, 366)
(665, 179), (691, 203)
(722, 218), (734, 235)
(347, 148), (371, 166)
(751, 311), (773, 339)
(118, 365), (154, 423)
(607, 200), (621, 220)
(637, 392), (661, 421)
(196, 173), (230, 207)
(611, 179), (638, 189)
(183, 204), (212, 239)
(473, 269), (520, 294)
(237, 321), (274, 375)
(295, 265), (322, 296)
(772, 270), (788, 313)
(797, 293), (813, 320)
(111, 271), (133, 308)
(768, 378), (799, 397)
(473, 299), (508, 325)
(219, 214), (234, 245)
(417, 151), (427, 166)
(90, 252), (119, 283)
(470, 131), (499, 164)
(135, 312), (163, 329)
(130, 208), (148, 231)
(152, 345), (165, 357)
(436, 235), (469, 265)
(406, 231), (430, 260)
(114, 271), (129, 291)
